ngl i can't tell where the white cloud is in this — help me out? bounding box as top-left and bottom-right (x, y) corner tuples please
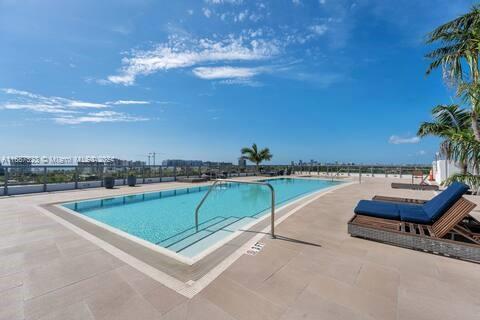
(107, 35), (280, 85)
(187, 9), (194, 15)
(0, 88), (150, 125)
(292, 0), (301, 5)
(388, 135), (420, 144)
(107, 100), (150, 105)
(219, 78), (263, 87)
(309, 24), (328, 35)
(236, 10), (248, 22)
(319, 0), (326, 4)
(54, 111), (148, 125)
(203, 8), (212, 18)
(192, 66), (261, 80)
(0, 88), (107, 114)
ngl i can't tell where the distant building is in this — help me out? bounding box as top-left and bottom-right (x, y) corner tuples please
(203, 161), (233, 167)
(238, 157), (246, 168)
(162, 159), (203, 167)
(110, 158), (129, 166)
(129, 160), (146, 167)
(107, 159), (146, 167)
(77, 161), (104, 174)
(9, 158), (33, 174)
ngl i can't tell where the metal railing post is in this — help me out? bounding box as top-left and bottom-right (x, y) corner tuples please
(142, 166), (145, 184)
(399, 167), (402, 178)
(359, 166), (362, 184)
(75, 167), (79, 189)
(4, 167), (8, 196)
(270, 184), (275, 238)
(173, 165), (177, 181)
(159, 166), (163, 182)
(99, 165), (104, 187)
(43, 166), (47, 192)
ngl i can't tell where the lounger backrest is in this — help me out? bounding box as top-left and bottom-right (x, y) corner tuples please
(422, 182), (469, 222)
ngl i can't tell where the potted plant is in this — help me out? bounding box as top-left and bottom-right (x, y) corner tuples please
(127, 170), (136, 187)
(103, 171), (115, 189)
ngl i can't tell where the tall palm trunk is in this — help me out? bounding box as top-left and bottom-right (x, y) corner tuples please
(470, 56), (480, 141)
(471, 111), (480, 141)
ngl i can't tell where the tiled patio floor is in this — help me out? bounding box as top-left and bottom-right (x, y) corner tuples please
(1, 177), (479, 320)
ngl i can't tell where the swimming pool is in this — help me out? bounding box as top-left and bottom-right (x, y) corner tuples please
(61, 178), (342, 262)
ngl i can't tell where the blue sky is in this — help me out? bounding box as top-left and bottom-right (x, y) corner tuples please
(0, 0), (477, 165)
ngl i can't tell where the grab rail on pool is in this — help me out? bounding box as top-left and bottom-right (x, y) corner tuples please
(194, 179), (276, 239)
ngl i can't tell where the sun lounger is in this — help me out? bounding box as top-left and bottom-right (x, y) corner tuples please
(348, 182), (480, 262)
(391, 182), (439, 191)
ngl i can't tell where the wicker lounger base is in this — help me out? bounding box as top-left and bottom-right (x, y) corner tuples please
(348, 221), (480, 262)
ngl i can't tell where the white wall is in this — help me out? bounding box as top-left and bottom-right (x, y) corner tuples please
(433, 160), (463, 184)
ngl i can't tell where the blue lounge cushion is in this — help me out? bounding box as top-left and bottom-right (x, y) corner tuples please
(354, 200), (400, 220)
(422, 182), (469, 222)
(399, 204), (431, 224)
(354, 182), (469, 224)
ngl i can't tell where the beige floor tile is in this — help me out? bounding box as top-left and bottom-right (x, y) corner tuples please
(116, 265), (186, 315)
(24, 250), (122, 299)
(279, 288), (375, 320)
(37, 302), (94, 320)
(222, 242), (300, 290)
(201, 275), (285, 320)
(0, 286), (24, 320)
(186, 296), (236, 320)
(0, 271), (23, 293)
(305, 275), (396, 320)
(24, 270), (125, 320)
(397, 286), (480, 320)
(95, 294), (163, 320)
(354, 262), (399, 302)
(0, 252), (24, 277)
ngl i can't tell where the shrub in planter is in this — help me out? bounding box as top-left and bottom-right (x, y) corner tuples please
(127, 175), (137, 187)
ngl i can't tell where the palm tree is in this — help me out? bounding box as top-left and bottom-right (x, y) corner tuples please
(241, 143), (273, 172)
(425, 5), (480, 140)
(417, 105), (471, 173)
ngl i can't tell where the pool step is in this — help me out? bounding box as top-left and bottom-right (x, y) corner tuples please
(176, 216), (257, 256)
(157, 216), (226, 247)
(168, 217), (242, 253)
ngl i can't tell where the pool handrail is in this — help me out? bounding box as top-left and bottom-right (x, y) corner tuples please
(194, 179), (276, 238)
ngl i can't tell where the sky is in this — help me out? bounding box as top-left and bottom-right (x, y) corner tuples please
(0, 0), (478, 165)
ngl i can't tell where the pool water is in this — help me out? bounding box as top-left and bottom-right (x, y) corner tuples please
(62, 178), (341, 260)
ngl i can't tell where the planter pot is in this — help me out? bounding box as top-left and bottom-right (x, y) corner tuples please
(127, 175), (136, 187)
(104, 177), (115, 189)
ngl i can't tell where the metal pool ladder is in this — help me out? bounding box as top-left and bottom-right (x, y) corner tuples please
(194, 179), (276, 238)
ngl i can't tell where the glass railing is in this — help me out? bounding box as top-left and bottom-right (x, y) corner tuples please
(0, 164), (431, 196)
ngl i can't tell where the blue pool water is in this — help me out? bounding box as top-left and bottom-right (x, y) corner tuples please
(62, 178), (341, 258)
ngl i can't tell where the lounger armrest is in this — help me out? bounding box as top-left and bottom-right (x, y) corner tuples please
(372, 195), (427, 204)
